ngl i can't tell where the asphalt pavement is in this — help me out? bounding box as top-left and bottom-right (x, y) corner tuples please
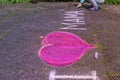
(0, 2), (120, 80)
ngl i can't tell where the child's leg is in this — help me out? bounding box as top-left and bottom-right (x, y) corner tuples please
(80, 0), (85, 3)
(89, 0), (98, 6)
(88, 0), (100, 11)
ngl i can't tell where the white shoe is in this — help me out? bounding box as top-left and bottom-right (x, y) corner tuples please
(77, 3), (82, 8)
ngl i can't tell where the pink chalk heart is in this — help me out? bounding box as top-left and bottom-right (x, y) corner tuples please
(39, 31), (96, 66)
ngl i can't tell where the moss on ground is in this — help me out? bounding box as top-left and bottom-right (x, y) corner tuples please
(107, 71), (120, 80)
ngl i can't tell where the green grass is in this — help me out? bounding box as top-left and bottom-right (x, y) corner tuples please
(0, 0), (30, 4)
(92, 33), (103, 50)
(105, 0), (120, 5)
(96, 43), (103, 50)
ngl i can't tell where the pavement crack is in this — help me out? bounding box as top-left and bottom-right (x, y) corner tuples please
(0, 29), (11, 39)
(0, 13), (14, 24)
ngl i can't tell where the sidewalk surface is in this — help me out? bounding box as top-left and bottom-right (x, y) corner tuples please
(0, 2), (120, 80)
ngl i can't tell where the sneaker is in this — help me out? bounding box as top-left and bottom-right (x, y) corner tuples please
(88, 6), (100, 11)
(88, 4), (93, 8)
(77, 3), (82, 8)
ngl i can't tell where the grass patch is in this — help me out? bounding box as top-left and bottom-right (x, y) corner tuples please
(93, 34), (103, 50)
(0, 0), (30, 4)
(96, 42), (103, 50)
(105, 0), (120, 5)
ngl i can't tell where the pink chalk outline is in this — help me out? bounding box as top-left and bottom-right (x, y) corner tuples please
(39, 31), (97, 67)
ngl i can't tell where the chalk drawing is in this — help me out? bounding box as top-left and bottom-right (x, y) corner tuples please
(63, 18), (85, 23)
(63, 19), (85, 22)
(60, 27), (87, 30)
(61, 22), (85, 25)
(65, 13), (84, 16)
(66, 10), (85, 14)
(64, 15), (85, 19)
(60, 10), (86, 30)
(49, 70), (98, 80)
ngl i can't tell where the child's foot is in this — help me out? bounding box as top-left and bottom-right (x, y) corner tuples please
(88, 6), (100, 11)
(88, 4), (93, 8)
(77, 3), (82, 8)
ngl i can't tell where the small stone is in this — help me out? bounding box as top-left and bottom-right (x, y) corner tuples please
(94, 51), (99, 59)
(39, 36), (44, 39)
(60, 9), (64, 12)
